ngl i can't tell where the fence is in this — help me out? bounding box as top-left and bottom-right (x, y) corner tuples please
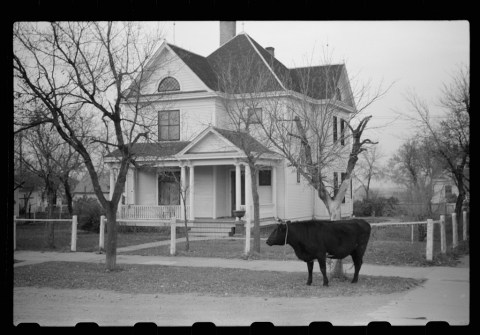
(14, 215), (78, 252)
(370, 210), (469, 261)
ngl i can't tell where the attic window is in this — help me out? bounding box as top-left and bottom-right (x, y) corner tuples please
(158, 77), (180, 92)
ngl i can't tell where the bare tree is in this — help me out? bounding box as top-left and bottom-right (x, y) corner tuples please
(255, 58), (390, 277)
(214, 49), (280, 254)
(17, 125), (66, 247)
(405, 65), (469, 218)
(13, 22), (165, 270)
(387, 137), (442, 240)
(354, 146), (384, 200)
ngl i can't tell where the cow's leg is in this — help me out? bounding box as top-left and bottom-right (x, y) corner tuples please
(317, 257), (329, 287)
(350, 250), (363, 283)
(306, 261), (314, 285)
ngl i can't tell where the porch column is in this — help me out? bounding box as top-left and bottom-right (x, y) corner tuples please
(109, 165), (115, 201)
(212, 166), (217, 219)
(272, 165), (277, 219)
(189, 165), (195, 221)
(235, 162), (242, 221)
(126, 167), (135, 205)
(245, 164), (253, 222)
(180, 164), (186, 221)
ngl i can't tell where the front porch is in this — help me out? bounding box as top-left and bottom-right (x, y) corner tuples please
(114, 161), (279, 222)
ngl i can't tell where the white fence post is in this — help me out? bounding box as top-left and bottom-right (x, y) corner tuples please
(99, 215), (105, 252)
(14, 215), (17, 251)
(170, 217), (177, 256)
(71, 215), (78, 252)
(440, 215), (446, 254)
(244, 218), (251, 255)
(463, 210), (468, 241)
(410, 225), (414, 243)
(452, 213), (458, 248)
(426, 219), (434, 261)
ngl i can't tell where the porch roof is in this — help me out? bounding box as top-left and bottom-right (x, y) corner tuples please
(105, 141), (191, 159)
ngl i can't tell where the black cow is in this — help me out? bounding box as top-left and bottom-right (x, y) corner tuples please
(266, 219), (371, 286)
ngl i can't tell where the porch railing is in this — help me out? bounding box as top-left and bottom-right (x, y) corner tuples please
(120, 205), (190, 220)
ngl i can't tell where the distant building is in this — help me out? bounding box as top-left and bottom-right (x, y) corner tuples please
(72, 172), (110, 201)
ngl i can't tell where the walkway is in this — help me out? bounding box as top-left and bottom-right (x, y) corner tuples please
(13, 241), (470, 326)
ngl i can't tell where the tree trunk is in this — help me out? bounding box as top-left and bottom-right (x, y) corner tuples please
(105, 205), (118, 271)
(455, 174), (465, 219)
(44, 184), (56, 249)
(329, 202), (345, 279)
(63, 179), (74, 216)
(251, 166), (261, 254)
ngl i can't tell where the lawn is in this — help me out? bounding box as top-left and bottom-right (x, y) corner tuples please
(14, 261), (425, 298)
(15, 222), (174, 252)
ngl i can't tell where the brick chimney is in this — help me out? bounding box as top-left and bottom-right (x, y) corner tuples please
(220, 21), (236, 46)
(266, 47), (275, 57)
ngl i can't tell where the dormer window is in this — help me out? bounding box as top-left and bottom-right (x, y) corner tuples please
(158, 77), (180, 92)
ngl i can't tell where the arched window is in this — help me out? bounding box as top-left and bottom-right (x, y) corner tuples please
(158, 77), (180, 92)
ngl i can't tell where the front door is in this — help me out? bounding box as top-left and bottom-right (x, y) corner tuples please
(230, 170), (245, 217)
(158, 171), (180, 205)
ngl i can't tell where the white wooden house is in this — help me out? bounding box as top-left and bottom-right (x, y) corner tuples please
(104, 22), (355, 230)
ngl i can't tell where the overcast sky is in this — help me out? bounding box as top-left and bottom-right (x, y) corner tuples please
(153, 20), (469, 163)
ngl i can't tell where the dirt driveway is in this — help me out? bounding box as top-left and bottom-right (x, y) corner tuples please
(14, 286), (405, 326)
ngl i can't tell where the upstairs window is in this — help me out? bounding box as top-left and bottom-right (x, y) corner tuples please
(247, 108), (262, 124)
(158, 77), (180, 92)
(333, 172), (338, 197)
(445, 185), (452, 198)
(333, 116), (338, 142)
(340, 119), (346, 146)
(341, 172), (347, 203)
(159, 110), (180, 141)
(259, 169), (272, 186)
(336, 87), (342, 101)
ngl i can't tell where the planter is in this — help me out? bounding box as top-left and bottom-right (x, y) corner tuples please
(233, 210), (246, 219)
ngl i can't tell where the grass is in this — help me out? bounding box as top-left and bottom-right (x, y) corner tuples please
(14, 261), (425, 298)
(15, 222), (173, 252)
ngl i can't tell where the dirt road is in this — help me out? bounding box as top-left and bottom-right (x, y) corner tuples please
(14, 286), (405, 326)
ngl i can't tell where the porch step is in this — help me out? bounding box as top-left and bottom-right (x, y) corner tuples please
(189, 222), (236, 237)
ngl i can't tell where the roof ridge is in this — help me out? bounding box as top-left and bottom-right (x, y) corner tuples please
(291, 64), (344, 70)
(207, 33), (246, 57)
(167, 43), (207, 59)
(243, 34), (286, 91)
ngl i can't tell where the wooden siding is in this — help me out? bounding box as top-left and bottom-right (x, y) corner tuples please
(194, 166), (213, 217)
(187, 132), (237, 154)
(284, 162), (314, 220)
(136, 169), (157, 205)
(142, 48), (210, 94)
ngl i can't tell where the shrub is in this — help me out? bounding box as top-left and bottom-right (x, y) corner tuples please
(73, 197), (105, 232)
(353, 196), (400, 217)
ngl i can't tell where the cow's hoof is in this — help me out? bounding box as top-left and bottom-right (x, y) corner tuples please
(306, 282), (312, 286)
(351, 279), (358, 283)
(323, 283), (329, 287)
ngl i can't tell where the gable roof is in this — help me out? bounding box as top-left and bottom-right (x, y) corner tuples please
(289, 64), (344, 100)
(178, 126), (274, 157)
(167, 44), (219, 91)
(105, 141), (190, 159)
(207, 33), (285, 94)
(212, 127), (274, 154)
(128, 32), (348, 103)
